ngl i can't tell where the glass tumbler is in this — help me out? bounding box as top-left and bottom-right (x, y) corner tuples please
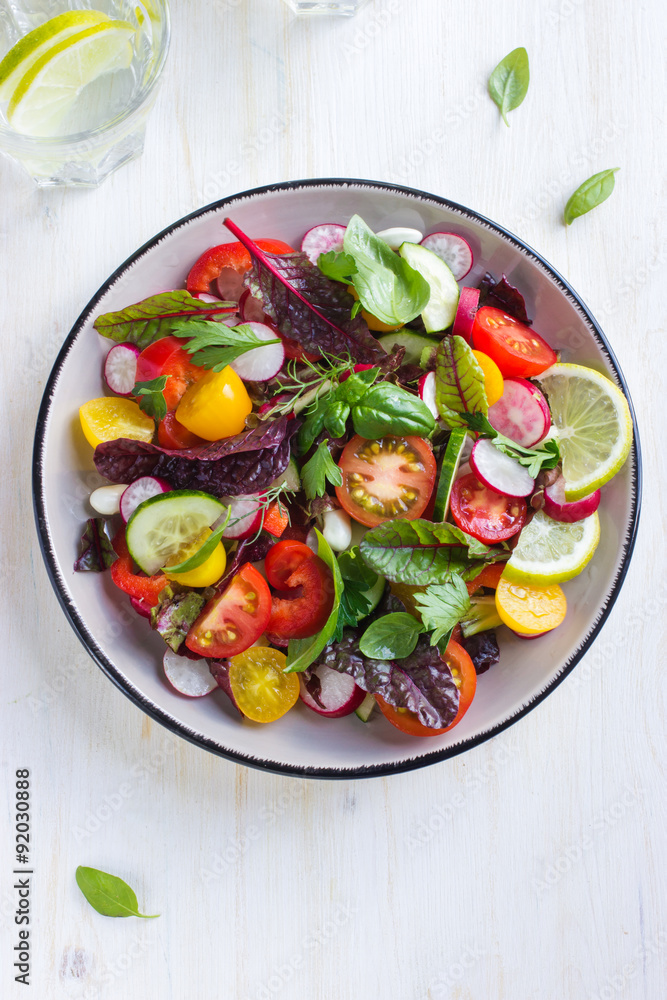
(281, 0), (368, 14)
(0, 1), (170, 187)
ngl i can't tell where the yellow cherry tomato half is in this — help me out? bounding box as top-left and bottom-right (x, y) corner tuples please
(472, 350), (505, 407)
(79, 397), (155, 449)
(347, 286), (403, 332)
(175, 366), (252, 441)
(495, 575), (567, 635)
(229, 647), (300, 723)
(163, 528), (227, 588)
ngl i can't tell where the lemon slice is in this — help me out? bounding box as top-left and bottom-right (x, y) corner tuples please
(7, 21), (135, 137)
(503, 509), (600, 585)
(0, 10), (112, 102)
(536, 363), (633, 501)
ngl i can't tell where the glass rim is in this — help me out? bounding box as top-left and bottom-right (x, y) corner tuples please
(0, 0), (171, 153)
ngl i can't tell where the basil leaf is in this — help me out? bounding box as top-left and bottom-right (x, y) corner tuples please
(318, 250), (357, 283)
(488, 46), (530, 127)
(360, 518), (493, 586)
(301, 440), (343, 499)
(285, 530), (343, 673)
(563, 169), (620, 225)
(352, 382), (435, 438)
(171, 321), (280, 372)
(414, 576), (471, 646)
(359, 612), (423, 660)
(75, 867), (159, 919)
(343, 215), (430, 326)
(133, 376), (168, 421)
(434, 335), (488, 428)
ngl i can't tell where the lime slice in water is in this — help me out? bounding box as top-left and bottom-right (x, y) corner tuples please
(0, 10), (112, 102)
(7, 21), (135, 137)
(503, 509), (600, 585)
(536, 363), (633, 501)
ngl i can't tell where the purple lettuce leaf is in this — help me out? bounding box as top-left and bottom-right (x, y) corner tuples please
(478, 273), (532, 325)
(460, 630), (500, 675)
(317, 632), (459, 729)
(94, 418), (299, 498)
(150, 586), (206, 652)
(74, 518), (118, 572)
(224, 218), (384, 364)
(209, 659), (242, 714)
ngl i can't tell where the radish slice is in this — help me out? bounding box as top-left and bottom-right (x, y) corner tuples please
(544, 476), (601, 523)
(376, 226), (423, 250)
(488, 377), (551, 446)
(301, 223), (346, 264)
(163, 649), (217, 697)
(420, 232), (473, 280)
(229, 322), (285, 381)
(130, 596), (152, 619)
(340, 363), (375, 382)
(104, 343), (140, 396)
(119, 476), (172, 523)
(418, 371), (439, 419)
(512, 629), (550, 640)
(218, 495), (263, 539)
(470, 438), (535, 498)
(215, 266), (246, 301)
(238, 288), (268, 323)
(299, 666), (366, 718)
(452, 287), (480, 343)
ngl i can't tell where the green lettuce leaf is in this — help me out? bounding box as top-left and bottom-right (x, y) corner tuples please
(434, 335), (488, 428)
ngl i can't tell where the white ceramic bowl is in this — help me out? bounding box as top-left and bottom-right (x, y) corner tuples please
(33, 179), (641, 778)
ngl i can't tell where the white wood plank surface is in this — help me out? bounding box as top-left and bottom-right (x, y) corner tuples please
(1, 0), (665, 997)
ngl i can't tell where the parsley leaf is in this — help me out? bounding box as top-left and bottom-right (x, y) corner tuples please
(318, 250), (357, 283)
(300, 440), (343, 499)
(332, 546), (381, 644)
(414, 575), (471, 646)
(133, 376), (168, 421)
(171, 320), (281, 371)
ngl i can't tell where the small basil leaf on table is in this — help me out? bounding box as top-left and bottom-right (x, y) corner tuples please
(563, 169), (620, 225)
(75, 866), (159, 918)
(359, 612), (424, 659)
(488, 46), (530, 127)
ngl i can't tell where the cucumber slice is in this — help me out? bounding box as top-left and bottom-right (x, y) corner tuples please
(377, 329), (441, 365)
(126, 490), (226, 575)
(433, 429), (467, 521)
(355, 692), (376, 723)
(398, 242), (460, 333)
(271, 456), (301, 493)
(357, 574), (386, 620)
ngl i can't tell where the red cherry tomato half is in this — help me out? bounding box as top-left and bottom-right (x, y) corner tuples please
(110, 531), (167, 607)
(472, 306), (557, 377)
(335, 434), (437, 528)
(450, 473), (527, 544)
(186, 239), (293, 295)
(135, 336), (205, 411)
(265, 540), (335, 640)
(375, 640), (476, 737)
(157, 411), (206, 449)
(185, 563), (272, 658)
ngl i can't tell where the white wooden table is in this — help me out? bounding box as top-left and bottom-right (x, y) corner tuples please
(2, 1), (665, 997)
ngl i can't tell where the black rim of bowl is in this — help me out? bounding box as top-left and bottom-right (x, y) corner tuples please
(32, 177), (642, 779)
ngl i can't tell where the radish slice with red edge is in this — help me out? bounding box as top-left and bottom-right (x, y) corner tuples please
(452, 287), (480, 343)
(301, 223), (346, 264)
(238, 288), (268, 323)
(120, 476), (172, 523)
(104, 343), (140, 396)
(229, 321), (285, 381)
(340, 363), (375, 382)
(488, 377), (551, 446)
(163, 649), (217, 697)
(512, 629), (550, 640)
(130, 596), (152, 619)
(418, 371), (439, 420)
(299, 666), (366, 718)
(543, 476), (600, 522)
(420, 232), (473, 280)
(217, 495), (263, 539)
(470, 438), (534, 498)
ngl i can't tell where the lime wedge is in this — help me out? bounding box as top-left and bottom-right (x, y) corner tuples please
(536, 363), (633, 501)
(7, 21), (135, 137)
(504, 509), (600, 585)
(0, 10), (112, 102)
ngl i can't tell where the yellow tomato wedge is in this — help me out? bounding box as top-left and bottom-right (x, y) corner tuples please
(229, 647), (300, 723)
(175, 366), (251, 441)
(495, 575), (567, 636)
(163, 528), (227, 588)
(79, 397), (154, 448)
(347, 286), (403, 332)
(472, 349), (504, 407)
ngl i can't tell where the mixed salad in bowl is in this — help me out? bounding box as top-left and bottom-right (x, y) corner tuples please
(73, 213), (633, 738)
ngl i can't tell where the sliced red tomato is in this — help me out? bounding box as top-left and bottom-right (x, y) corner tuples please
(185, 563), (271, 658)
(375, 640), (476, 737)
(135, 336), (206, 411)
(472, 306), (557, 377)
(265, 540), (334, 640)
(186, 239), (293, 295)
(157, 411), (206, 449)
(450, 473), (527, 544)
(335, 434), (437, 528)
(110, 531), (167, 607)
